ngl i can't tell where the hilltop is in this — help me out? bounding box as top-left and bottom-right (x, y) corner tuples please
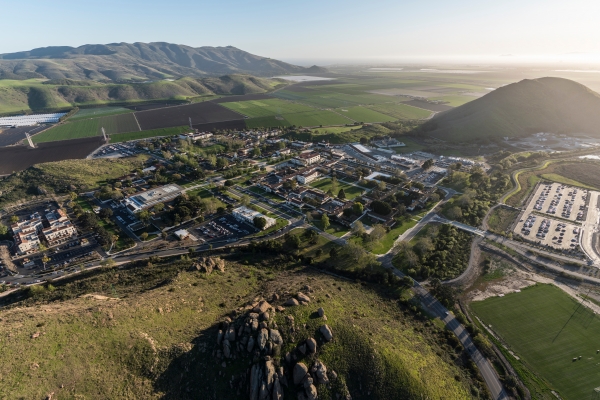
(0, 255), (481, 399)
(421, 77), (600, 142)
(0, 42), (324, 81)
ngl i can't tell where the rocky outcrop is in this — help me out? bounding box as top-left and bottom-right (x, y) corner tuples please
(284, 298), (299, 307)
(297, 292), (311, 303)
(190, 256), (225, 274)
(312, 360), (329, 384)
(293, 362), (308, 385)
(306, 338), (317, 354)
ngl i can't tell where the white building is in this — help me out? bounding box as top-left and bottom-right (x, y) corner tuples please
(296, 169), (320, 184)
(124, 184), (183, 214)
(42, 209), (78, 246)
(292, 151), (321, 167)
(11, 213), (44, 254)
(179, 132), (213, 141)
(231, 206), (276, 230)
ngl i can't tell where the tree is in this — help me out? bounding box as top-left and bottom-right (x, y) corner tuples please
(284, 233), (301, 249)
(371, 200), (392, 216)
(100, 258), (116, 268)
(352, 202), (364, 215)
(254, 216), (267, 230)
(154, 202), (165, 212)
(99, 208), (113, 219)
(69, 192), (78, 201)
(161, 231), (168, 240)
(337, 188), (346, 199)
(303, 229), (318, 241)
(352, 221), (366, 237)
(360, 137), (369, 145)
(240, 194), (251, 207)
(252, 147), (262, 158)
(321, 213), (330, 231)
(41, 254), (51, 270)
(370, 224), (386, 242)
(422, 159), (434, 170)
(216, 157), (229, 170)
(138, 210), (150, 225)
(10, 215), (18, 224)
(446, 206), (463, 220)
(140, 232), (149, 240)
(0, 224), (7, 236)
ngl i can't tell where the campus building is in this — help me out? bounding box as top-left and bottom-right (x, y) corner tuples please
(231, 206), (276, 230)
(292, 151), (321, 167)
(42, 209), (78, 246)
(123, 184), (184, 214)
(11, 213), (44, 254)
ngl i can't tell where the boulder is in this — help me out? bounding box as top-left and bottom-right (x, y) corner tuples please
(259, 380), (269, 400)
(329, 369), (338, 381)
(250, 364), (261, 400)
(306, 338), (317, 354)
(258, 328), (269, 350)
(265, 360), (276, 390)
(275, 306), (285, 312)
(260, 311), (270, 321)
(251, 319), (259, 332)
(226, 325), (236, 341)
(312, 360), (329, 384)
(271, 293), (280, 301)
(298, 343), (307, 355)
(254, 300), (272, 314)
(285, 298), (300, 306)
(223, 339), (231, 358)
(247, 336), (255, 353)
(270, 329), (283, 345)
(217, 330), (224, 346)
(293, 362), (309, 385)
(249, 312), (260, 320)
(305, 383), (318, 400)
(297, 292), (311, 303)
(320, 324), (333, 342)
(272, 377), (283, 400)
(259, 321), (268, 330)
(190, 257), (225, 274)
(317, 307), (325, 318)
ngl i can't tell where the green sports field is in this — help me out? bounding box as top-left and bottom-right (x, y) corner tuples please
(310, 178), (365, 199)
(32, 113), (140, 143)
(471, 284), (600, 400)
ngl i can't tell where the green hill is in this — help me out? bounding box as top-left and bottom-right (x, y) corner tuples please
(422, 77), (600, 142)
(0, 75), (281, 114)
(0, 256), (479, 399)
(0, 42), (324, 81)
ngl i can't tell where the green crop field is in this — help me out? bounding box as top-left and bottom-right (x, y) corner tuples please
(221, 98), (313, 117)
(336, 106), (396, 123)
(284, 110), (352, 127)
(428, 95), (475, 107)
(32, 113), (140, 143)
(245, 116), (291, 128)
(367, 103), (432, 120)
(471, 284), (600, 400)
(70, 106), (133, 120)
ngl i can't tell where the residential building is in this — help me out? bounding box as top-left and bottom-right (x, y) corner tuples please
(42, 209), (78, 246)
(292, 151), (321, 167)
(11, 213), (43, 254)
(231, 206), (276, 230)
(296, 168), (320, 184)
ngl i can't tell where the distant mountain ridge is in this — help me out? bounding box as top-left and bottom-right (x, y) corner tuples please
(423, 77), (600, 142)
(0, 42), (326, 81)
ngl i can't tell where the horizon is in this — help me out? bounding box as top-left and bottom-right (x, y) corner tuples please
(2, 0), (600, 67)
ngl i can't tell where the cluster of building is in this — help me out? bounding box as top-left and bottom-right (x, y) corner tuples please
(123, 184), (184, 214)
(12, 209), (78, 254)
(0, 112), (67, 127)
(231, 206), (276, 230)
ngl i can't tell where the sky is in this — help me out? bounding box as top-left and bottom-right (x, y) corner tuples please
(2, 0), (600, 65)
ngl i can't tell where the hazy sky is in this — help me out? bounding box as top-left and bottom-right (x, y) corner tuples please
(2, 0), (600, 65)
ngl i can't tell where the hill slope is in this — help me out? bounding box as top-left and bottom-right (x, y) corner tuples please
(0, 75), (280, 114)
(0, 42), (323, 81)
(0, 256), (478, 399)
(423, 77), (600, 142)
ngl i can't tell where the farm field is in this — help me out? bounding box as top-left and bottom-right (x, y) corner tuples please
(336, 106), (396, 123)
(245, 116), (291, 129)
(70, 107), (133, 121)
(220, 98), (313, 117)
(134, 101), (243, 130)
(309, 178), (365, 199)
(283, 110), (351, 127)
(471, 284), (600, 400)
(32, 113), (139, 143)
(366, 103), (432, 120)
(428, 95), (475, 107)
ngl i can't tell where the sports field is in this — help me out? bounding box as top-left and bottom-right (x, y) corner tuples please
(32, 113), (140, 143)
(471, 284), (600, 400)
(309, 178), (365, 199)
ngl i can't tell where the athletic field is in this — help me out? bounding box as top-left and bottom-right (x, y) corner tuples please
(471, 284), (600, 400)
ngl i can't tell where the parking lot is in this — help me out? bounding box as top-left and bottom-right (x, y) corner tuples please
(93, 143), (142, 158)
(526, 182), (588, 223)
(514, 213), (581, 251)
(193, 214), (258, 243)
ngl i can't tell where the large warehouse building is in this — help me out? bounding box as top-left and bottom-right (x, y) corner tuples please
(232, 206), (276, 230)
(124, 184), (184, 213)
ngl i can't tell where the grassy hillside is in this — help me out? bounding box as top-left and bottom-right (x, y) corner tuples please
(0, 255), (479, 399)
(423, 77), (600, 142)
(0, 75), (283, 115)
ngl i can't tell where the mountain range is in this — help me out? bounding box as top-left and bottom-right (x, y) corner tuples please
(0, 42), (325, 81)
(423, 77), (600, 142)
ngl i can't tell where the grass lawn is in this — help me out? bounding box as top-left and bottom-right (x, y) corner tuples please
(487, 207), (519, 233)
(250, 218), (287, 238)
(288, 228), (340, 263)
(110, 126), (191, 143)
(310, 178), (365, 200)
(471, 284), (600, 400)
(311, 220), (349, 237)
(187, 188), (213, 198)
(392, 137), (427, 153)
(248, 186), (283, 202)
(369, 218), (418, 254)
(540, 173), (597, 190)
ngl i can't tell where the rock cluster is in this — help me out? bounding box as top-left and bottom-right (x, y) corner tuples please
(284, 292), (312, 307)
(190, 257), (225, 274)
